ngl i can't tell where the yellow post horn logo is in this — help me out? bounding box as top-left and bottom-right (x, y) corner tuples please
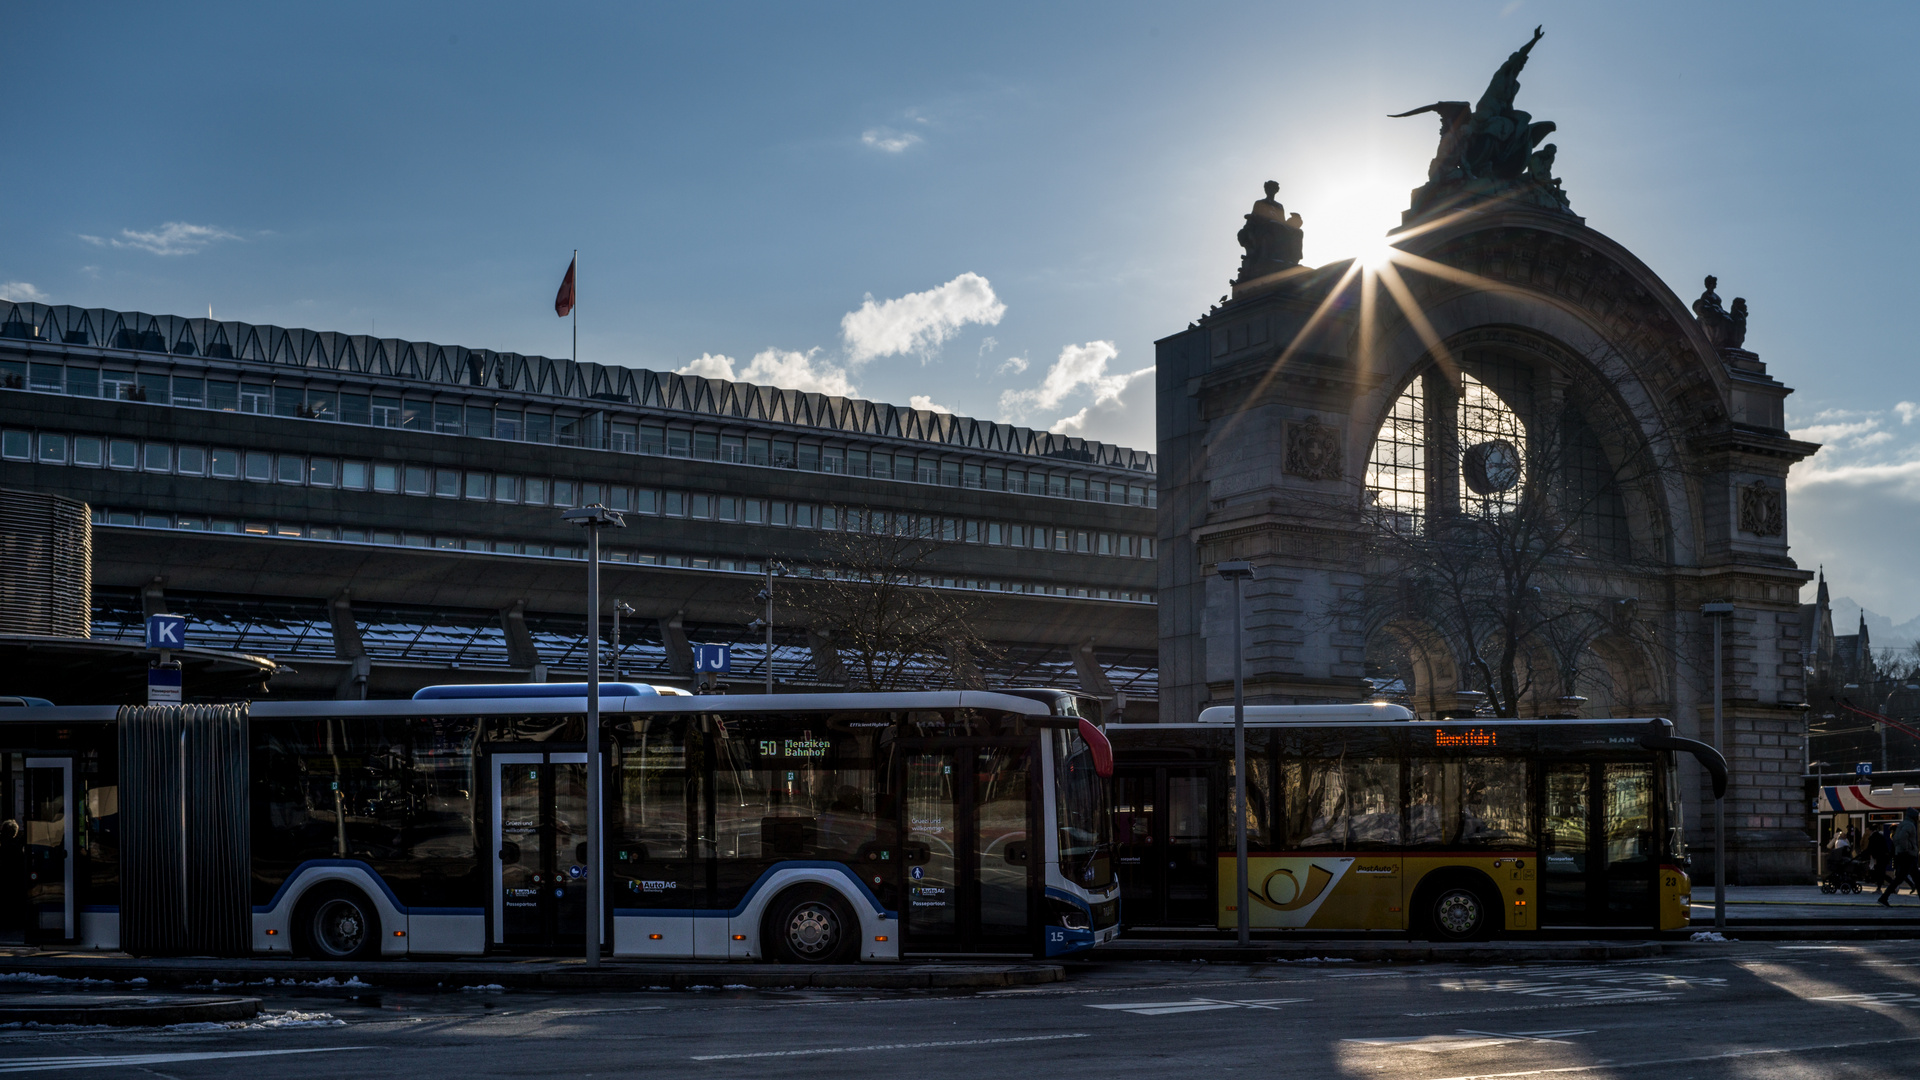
(1250, 864), (1337, 911)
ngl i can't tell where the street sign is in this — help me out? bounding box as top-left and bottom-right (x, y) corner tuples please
(145, 614), (186, 650)
(148, 664), (182, 705)
(692, 644), (731, 673)
(1858, 762), (1874, 777)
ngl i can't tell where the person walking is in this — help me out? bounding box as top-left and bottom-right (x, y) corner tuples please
(1879, 809), (1920, 906)
(1865, 823), (1894, 893)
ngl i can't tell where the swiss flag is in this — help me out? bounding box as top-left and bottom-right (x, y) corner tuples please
(554, 255), (576, 317)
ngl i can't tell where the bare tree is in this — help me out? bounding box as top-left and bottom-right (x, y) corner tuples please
(776, 515), (994, 692)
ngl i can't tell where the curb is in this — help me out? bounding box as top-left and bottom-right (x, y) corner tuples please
(0, 994), (260, 1026)
(1090, 940), (1661, 963)
(0, 957), (1062, 992)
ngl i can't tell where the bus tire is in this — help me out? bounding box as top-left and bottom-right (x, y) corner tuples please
(761, 885), (859, 964)
(294, 883), (383, 962)
(1417, 875), (1499, 942)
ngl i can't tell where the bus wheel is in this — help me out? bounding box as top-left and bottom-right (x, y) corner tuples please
(763, 886), (858, 964)
(1423, 880), (1495, 942)
(295, 884), (382, 961)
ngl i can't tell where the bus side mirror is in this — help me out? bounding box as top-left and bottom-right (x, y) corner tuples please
(1004, 840), (1030, 866)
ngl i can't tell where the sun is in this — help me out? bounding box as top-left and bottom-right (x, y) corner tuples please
(1358, 235), (1401, 272)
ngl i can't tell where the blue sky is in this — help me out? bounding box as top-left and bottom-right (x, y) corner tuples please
(4, 1), (1918, 625)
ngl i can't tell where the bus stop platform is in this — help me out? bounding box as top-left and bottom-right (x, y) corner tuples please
(0, 951), (1063, 992)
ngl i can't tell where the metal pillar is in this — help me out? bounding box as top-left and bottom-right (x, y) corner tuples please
(565, 505), (626, 967)
(1219, 560), (1253, 946)
(1703, 602), (1733, 931)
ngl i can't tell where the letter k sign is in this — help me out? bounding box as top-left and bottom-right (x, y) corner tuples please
(146, 614), (186, 650)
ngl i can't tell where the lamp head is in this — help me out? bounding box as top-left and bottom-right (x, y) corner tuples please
(562, 504), (627, 528)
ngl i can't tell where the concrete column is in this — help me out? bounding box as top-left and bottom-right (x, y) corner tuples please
(808, 630), (847, 688)
(1072, 639), (1116, 699)
(659, 615), (693, 676)
(499, 600), (541, 673)
(329, 592), (369, 701)
(140, 577), (167, 618)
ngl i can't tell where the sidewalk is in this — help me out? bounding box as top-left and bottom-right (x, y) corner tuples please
(1090, 939), (1660, 963)
(0, 951), (1064, 991)
(1691, 884), (1920, 925)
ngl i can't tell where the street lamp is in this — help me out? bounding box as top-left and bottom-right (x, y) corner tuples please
(612, 600), (635, 681)
(1702, 601), (1734, 932)
(1218, 559), (1253, 947)
(564, 503), (625, 968)
(748, 562), (784, 695)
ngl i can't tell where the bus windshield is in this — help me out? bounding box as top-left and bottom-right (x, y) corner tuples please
(1054, 729), (1113, 889)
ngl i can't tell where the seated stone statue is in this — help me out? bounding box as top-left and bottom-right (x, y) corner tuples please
(1693, 275), (1739, 349)
(1727, 297), (1749, 350)
(1235, 180), (1305, 283)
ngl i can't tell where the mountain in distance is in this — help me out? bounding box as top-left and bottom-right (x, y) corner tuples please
(1828, 596), (1920, 652)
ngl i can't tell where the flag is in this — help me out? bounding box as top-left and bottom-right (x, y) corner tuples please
(554, 255), (576, 317)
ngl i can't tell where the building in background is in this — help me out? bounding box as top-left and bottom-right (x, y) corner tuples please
(0, 302), (1157, 712)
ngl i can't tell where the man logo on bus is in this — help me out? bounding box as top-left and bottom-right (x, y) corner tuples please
(1254, 863), (1338, 911)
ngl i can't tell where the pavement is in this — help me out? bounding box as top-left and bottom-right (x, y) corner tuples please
(3, 939), (1920, 1077)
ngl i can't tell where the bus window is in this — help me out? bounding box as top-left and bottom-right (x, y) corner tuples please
(1407, 760), (1530, 848)
(1283, 757), (1399, 848)
(611, 717), (701, 907)
(1053, 730), (1114, 890)
(708, 714), (888, 910)
(1223, 754), (1272, 850)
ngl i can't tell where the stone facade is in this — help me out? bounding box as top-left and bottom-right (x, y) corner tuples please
(1156, 203), (1820, 883)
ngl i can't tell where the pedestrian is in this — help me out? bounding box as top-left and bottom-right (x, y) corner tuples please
(1865, 823), (1894, 892)
(1879, 809), (1920, 906)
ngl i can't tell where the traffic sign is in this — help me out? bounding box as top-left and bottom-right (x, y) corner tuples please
(1858, 762), (1875, 777)
(692, 644), (731, 673)
(148, 664), (182, 705)
(145, 614), (186, 650)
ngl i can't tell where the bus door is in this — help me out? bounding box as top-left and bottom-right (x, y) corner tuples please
(491, 751), (593, 949)
(1540, 761), (1657, 927)
(1114, 766), (1213, 926)
(23, 758), (73, 944)
(898, 740), (1035, 954)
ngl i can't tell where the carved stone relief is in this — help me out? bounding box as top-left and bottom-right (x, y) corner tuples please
(1738, 481), (1783, 537)
(1285, 417), (1344, 481)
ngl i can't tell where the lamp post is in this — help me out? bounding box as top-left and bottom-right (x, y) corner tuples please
(1702, 601), (1734, 932)
(1217, 559), (1254, 946)
(564, 504), (625, 967)
(612, 600), (635, 682)
(748, 562), (783, 695)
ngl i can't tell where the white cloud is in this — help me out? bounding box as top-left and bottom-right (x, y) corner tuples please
(999, 340), (1132, 417)
(840, 272), (1005, 363)
(1793, 416), (1881, 449)
(1898, 401), (1919, 425)
(861, 128), (923, 153)
(909, 395), (951, 414)
(740, 348), (856, 397)
(978, 336), (998, 356)
(997, 355), (1028, 376)
(82, 222), (241, 256)
(1049, 366), (1155, 448)
(0, 281), (46, 303)
(675, 353), (738, 380)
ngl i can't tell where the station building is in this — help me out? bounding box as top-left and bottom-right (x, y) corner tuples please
(0, 302), (1158, 711)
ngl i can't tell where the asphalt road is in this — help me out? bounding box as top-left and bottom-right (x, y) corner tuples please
(5, 942), (1920, 1078)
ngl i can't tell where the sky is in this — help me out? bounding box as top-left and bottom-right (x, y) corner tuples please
(3, 1), (1917, 625)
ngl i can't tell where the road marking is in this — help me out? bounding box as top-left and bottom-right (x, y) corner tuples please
(1413, 1032), (1920, 1080)
(0, 1048), (366, 1074)
(1345, 1029), (1592, 1053)
(1085, 997), (1309, 1016)
(690, 1033), (1088, 1061)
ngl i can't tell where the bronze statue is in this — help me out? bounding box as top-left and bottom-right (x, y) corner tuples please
(1693, 275), (1748, 350)
(1392, 25), (1569, 212)
(1235, 180), (1305, 283)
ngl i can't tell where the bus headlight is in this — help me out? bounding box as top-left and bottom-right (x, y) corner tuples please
(1047, 896), (1090, 931)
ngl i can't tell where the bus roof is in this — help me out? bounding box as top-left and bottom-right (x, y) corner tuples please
(411, 682), (689, 700)
(1196, 703), (1415, 723)
(1117, 715), (1670, 731)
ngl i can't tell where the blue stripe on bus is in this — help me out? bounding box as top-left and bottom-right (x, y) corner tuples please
(251, 859), (480, 917)
(613, 861), (897, 920)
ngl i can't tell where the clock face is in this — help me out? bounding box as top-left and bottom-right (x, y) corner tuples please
(1463, 439), (1521, 495)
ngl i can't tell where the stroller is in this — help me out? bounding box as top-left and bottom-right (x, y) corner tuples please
(1821, 850), (1878, 894)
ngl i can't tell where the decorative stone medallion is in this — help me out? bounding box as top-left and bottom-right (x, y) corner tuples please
(1738, 481), (1783, 537)
(1285, 417), (1344, 481)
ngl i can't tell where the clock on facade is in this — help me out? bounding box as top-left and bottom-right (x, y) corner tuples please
(1462, 438), (1521, 495)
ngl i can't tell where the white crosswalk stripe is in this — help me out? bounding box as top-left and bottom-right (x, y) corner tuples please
(1085, 997), (1308, 1015)
(0, 1047), (365, 1074)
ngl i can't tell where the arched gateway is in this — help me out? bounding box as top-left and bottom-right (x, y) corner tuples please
(1155, 31), (1819, 883)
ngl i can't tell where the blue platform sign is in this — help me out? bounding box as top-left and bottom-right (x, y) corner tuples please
(147, 664), (182, 705)
(692, 644), (731, 674)
(1858, 762), (1875, 777)
(145, 614), (186, 650)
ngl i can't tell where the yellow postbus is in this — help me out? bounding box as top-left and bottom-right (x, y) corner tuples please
(1107, 708), (1724, 939)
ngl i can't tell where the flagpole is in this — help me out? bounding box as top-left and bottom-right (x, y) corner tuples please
(571, 248), (577, 367)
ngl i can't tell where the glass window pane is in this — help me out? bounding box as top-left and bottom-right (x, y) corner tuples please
(273, 386), (303, 417)
(494, 474), (518, 502)
(436, 470), (460, 497)
(341, 461), (368, 489)
(66, 368), (99, 397)
(245, 451), (271, 481)
(465, 472), (488, 500)
(308, 391), (337, 421)
(373, 463), (398, 492)
(277, 455), (305, 483)
(466, 406), (492, 439)
(373, 397), (402, 428)
(433, 402), (461, 434)
(110, 439), (137, 468)
(339, 393), (371, 425)
(404, 465), (429, 495)
(37, 433), (67, 463)
(139, 442), (169, 471)
(524, 477), (547, 505)
(138, 373), (171, 405)
(5, 430), (33, 459)
(175, 445), (205, 474)
(28, 363), (63, 392)
(552, 480), (576, 507)
(210, 449), (239, 478)
(73, 436), (103, 467)
(310, 458), (337, 486)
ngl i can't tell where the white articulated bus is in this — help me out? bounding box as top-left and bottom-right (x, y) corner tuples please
(0, 686), (1119, 962)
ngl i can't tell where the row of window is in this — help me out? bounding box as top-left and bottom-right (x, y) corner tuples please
(6, 428), (1158, 559)
(0, 365), (1157, 506)
(88, 509), (1155, 603)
